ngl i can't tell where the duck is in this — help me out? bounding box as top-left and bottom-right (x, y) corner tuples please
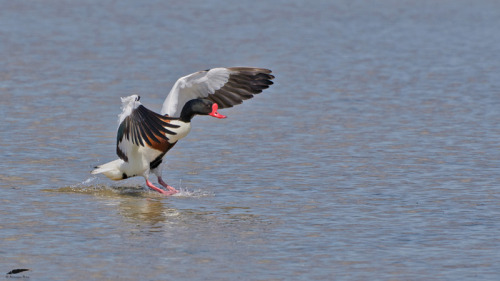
(91, 67), (274, 195)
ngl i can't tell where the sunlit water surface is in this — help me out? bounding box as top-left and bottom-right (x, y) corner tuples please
(1, 1), (500, 280)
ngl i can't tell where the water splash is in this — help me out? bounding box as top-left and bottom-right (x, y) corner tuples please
(44, 176), (145, 197)
(47, 177), (214, 198)
(171, 179), (215, 198)
(173, 187), (214, 198)
(81, 177), (97, 185)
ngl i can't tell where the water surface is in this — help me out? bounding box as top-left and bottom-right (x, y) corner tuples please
(1, 0), (500, 280)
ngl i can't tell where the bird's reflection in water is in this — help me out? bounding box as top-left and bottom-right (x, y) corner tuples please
(49, 183), (269, 236)
(116, 197), (179, 227)
(48, 183), (181, 229)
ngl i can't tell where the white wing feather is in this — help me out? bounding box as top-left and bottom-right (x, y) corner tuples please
(160, 68), (232, 117)
(118, 94), (141, 125)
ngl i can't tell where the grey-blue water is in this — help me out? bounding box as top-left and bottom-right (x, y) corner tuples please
(1, 0), (500, 280)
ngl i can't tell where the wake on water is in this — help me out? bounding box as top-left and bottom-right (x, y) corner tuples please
(49, 177), (214, 198)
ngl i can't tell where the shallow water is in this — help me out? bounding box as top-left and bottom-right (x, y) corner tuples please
(2, 0), (500, 280)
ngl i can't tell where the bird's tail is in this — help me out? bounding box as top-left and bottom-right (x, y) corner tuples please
(91, 159), (125, 180)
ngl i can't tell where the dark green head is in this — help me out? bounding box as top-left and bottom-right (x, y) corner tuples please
(179, 99), (226, 122)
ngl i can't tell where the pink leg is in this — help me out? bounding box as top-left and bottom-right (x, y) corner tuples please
(146, 179), (176, 196)
(158, 177), (179, 194)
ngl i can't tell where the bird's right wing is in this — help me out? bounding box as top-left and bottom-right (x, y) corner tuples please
(116, 104), (180, 162)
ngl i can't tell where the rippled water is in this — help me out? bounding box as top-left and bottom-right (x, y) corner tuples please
(2, 0), (500, 280)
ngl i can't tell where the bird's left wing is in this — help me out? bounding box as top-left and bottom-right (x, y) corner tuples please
(160, 67), (274, 117)
(117, 104), (180, 162)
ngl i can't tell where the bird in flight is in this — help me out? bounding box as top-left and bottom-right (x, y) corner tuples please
(91, 67), (274, 195)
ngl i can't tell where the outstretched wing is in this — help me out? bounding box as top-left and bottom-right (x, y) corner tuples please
(160, 67), (274, 117)
(116, 105), (180, 162)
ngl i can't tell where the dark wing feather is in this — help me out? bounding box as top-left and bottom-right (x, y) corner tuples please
(206, 67), (274, 109)
(116, 105), (180, 161)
